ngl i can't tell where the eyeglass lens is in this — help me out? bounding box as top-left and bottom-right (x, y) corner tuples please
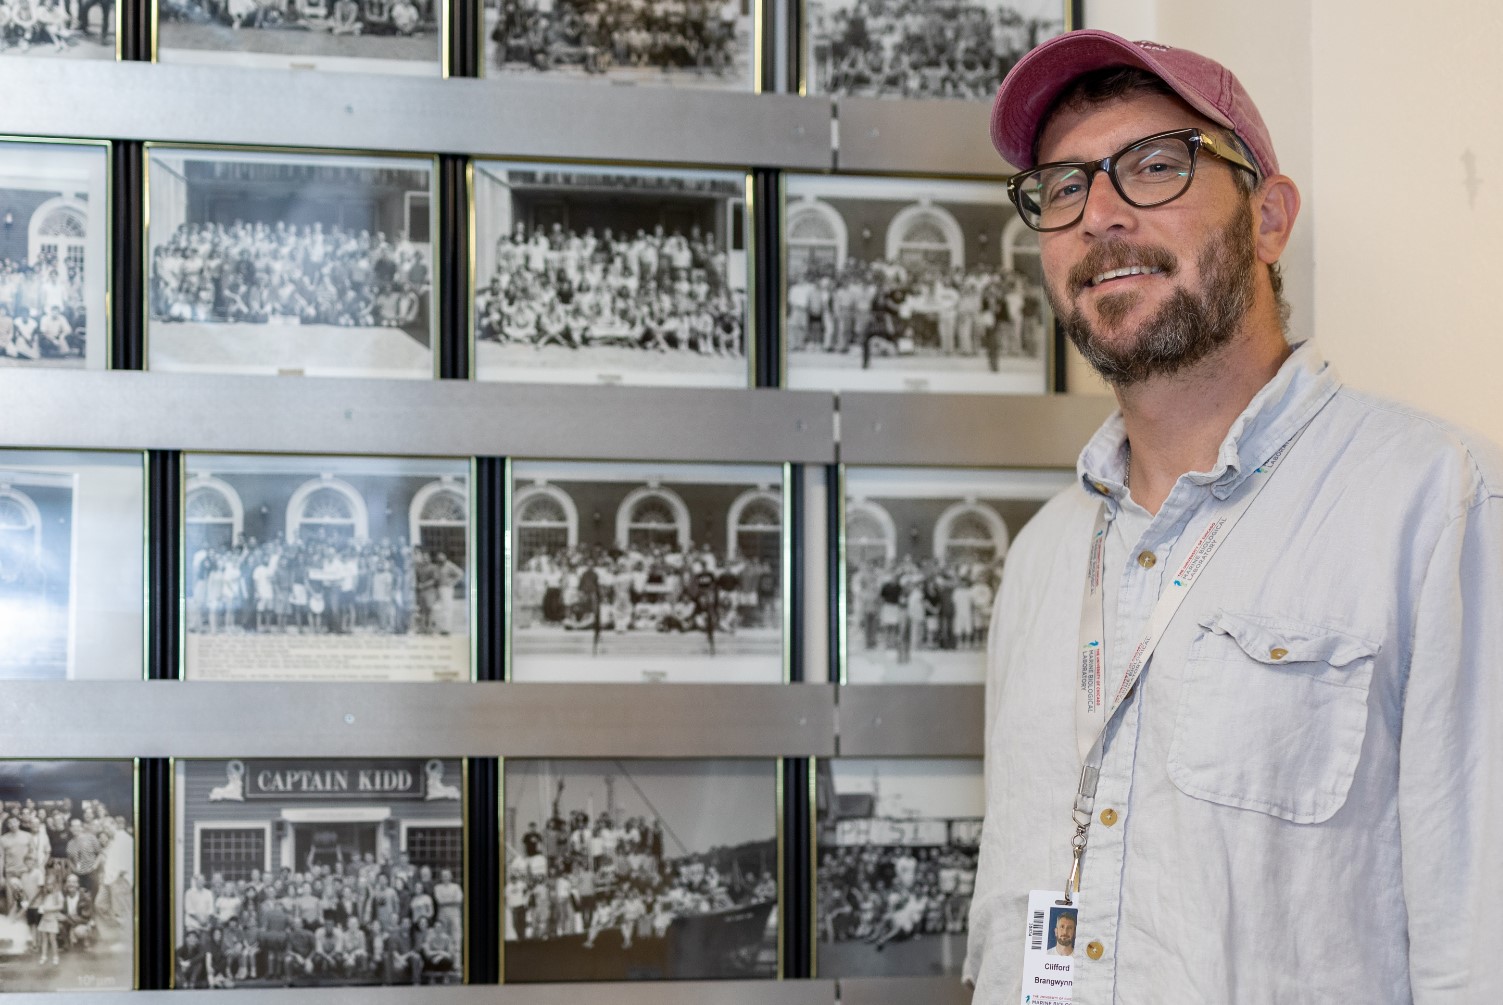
(1016, 133), (1197, 230)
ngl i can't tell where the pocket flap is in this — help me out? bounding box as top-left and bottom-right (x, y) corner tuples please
(1198, 610), (1380, 670)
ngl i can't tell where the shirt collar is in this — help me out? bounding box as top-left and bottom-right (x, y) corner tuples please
(1078, 340), (1341, 504)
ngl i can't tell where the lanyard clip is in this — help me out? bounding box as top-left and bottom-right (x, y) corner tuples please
(1061, 822), (1088, 906)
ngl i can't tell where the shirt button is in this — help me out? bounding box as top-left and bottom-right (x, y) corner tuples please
(1093, 482), (1110, 495)
(1136, 551), (1157, 569)
(1099, 808), (1118, 827)
(1086, 940), (1104, 960)
(1270, 647), (1289, 660)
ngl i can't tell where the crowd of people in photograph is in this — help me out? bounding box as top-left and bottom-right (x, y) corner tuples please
(505, 805), (776, 947)
(176, 853), (462, 987)
(812, 0), (1060, 99)
(0, 0), (110, 51)
(161, 0), (431, 36)
(817, 843), (977, 950)
(490, 0), (741, 78)
(848, 556), (1001, 661)
(151, 221), (431, 331)
(514, 540), (777, 646)
(187, 532), (465, 638)
(0, 797), (133, 968)
(476, 221), (744, 358)
(787, 259), (1045, 370)
(0, 252), (86, 361)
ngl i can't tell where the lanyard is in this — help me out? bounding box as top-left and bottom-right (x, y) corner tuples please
(1063, 425), (1306, 904)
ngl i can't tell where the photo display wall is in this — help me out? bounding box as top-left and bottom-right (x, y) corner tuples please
(0, 0), (1090, 992)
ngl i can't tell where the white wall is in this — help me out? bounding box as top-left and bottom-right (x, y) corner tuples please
(1309, 1), (1503, 439)
(1073, 0), (1503, 441)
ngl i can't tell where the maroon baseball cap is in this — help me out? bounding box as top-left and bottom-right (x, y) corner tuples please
(990, 29), (1278, 177)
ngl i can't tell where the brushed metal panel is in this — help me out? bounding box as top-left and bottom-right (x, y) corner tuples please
(0, 982), (838, 1004)
(838, 976), (973, 1005)
(0, 370), (836, 464)
(836, 96), (1005, 177)
(0, 62), (833, 170)
(0, 682), (835, 758)
(836, 685), (983, 757)
(839, 393), (1115, 469)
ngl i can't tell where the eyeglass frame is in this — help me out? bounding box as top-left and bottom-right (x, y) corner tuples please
(1006, 128), (1262, 233)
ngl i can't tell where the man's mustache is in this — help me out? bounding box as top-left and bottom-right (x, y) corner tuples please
(1068, 241), (1180, 294)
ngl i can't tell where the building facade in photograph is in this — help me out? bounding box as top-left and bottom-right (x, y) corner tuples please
(0, 469), (73, 677)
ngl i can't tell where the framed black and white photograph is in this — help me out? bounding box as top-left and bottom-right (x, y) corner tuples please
(0, 449), (144, 681)
(154, 0), (442, 74)
(0, 0), (116, 59)
(145, 146), (438, 380)
(813, 757), (980, 978)
(782, 173), (1050, 394)
(182, 453), (472, 682)
(0, 759), (136, 993)
(483, 0), (757, 91)
(507, 460), (786, 684)
(173, 757), (466, 988)
(801, 0), (1071, 100)
(0, 139), (109, 370)
(841, 466), (1072, 684)
(503, 758), (779, 982)
(472, 160), (753, 388)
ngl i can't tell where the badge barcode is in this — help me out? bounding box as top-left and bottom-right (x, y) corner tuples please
(1029, 909), (1045, 951)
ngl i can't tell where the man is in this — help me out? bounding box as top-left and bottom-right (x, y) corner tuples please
(966, 29), (1503, 1004)
(1047, 910), (1075, 958)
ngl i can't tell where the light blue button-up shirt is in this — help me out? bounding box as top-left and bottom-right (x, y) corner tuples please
(965, 342), (1503, 1003)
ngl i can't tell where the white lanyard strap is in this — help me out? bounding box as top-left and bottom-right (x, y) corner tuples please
(1062, 425), (1306, 904)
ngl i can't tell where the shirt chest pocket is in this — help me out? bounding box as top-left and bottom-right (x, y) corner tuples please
(1166, 610), (1379, 824)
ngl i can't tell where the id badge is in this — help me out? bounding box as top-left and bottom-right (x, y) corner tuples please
(1019, 889), (1077, 1004)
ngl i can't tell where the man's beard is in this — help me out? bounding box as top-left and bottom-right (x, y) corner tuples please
(1051, 200), (1257, 387)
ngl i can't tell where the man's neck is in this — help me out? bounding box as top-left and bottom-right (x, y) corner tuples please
(1116, 333), (1292, 515)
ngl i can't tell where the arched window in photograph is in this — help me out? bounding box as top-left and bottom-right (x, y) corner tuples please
(1001, 213), (1042, 284)
(0, 488), (43, 580)
(29, 198), (88, 285)
(845, 500), (897, 568)
(933, 501), (1011, 566)
(286, 477), (369, 545)
(513, 484), (579, 567)
(786, 198), (848, 280)
(409, 480), (468, 568)
(726, 488), (781, 566)
(886, 202), (964, 273)
(184, 476), (244, 558)
(616, 486), (690, 551)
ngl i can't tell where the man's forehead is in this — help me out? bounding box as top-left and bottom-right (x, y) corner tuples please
(1037, 90), (1220, 163)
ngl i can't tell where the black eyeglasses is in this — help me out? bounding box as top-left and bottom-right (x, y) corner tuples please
(1007, 128), (1260, 233)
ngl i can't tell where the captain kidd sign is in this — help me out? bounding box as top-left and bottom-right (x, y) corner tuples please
(205, 758), (464, 802)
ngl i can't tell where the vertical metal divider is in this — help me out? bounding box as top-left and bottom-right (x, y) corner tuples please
(781, 756), (812, 980)
(447, 0), (477, 77)
(467, 455), (504, 983)
(120, 0), (150, 61)
(438, 153), (471, 380)
(111, 140), (144, 370)
(753, 168), (782, 388)
(139, 449), (180, 988)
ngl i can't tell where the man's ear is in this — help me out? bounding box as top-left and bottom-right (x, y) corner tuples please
(1254, 174), (1300, 265)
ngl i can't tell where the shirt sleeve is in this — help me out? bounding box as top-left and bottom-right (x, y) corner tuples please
(1400, 491), (1503, 1002)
